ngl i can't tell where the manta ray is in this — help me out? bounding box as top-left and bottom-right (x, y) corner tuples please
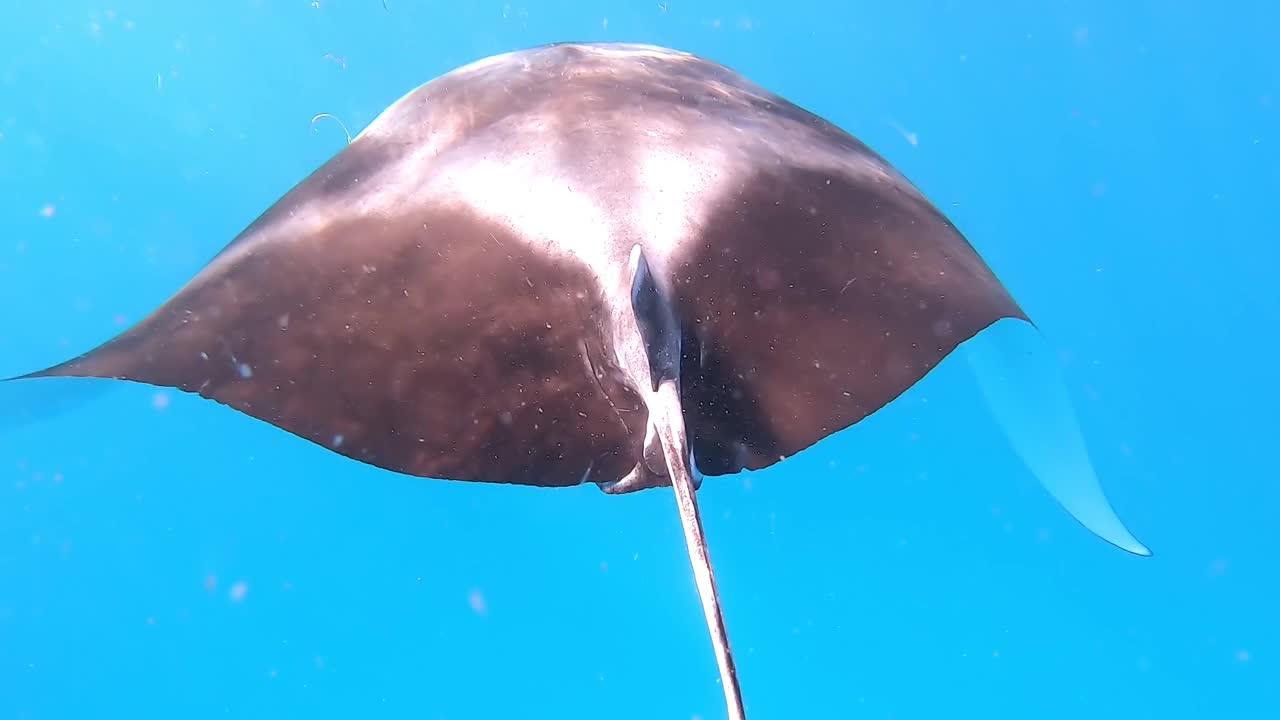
(5, 42), (1149, 719)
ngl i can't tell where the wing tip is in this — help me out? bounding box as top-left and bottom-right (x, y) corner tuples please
(0, 362), (123, 433)
(1128, 544), (1154, 558)
(965, 318), (1153, 557)
(1094, 523), (1153, 558)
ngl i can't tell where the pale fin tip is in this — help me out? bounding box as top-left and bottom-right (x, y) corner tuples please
(965, 318), (1153, 558)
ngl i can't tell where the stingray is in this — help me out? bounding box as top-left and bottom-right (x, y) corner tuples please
(4, 43), (1149, 719)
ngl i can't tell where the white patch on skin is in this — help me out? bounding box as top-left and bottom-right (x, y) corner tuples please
(627, 143), (728, 281)
(196, 42), (916, 305)
(425, 149), (616, 281)
(352, 47), (526, 145)
(354, 44), (698, 146)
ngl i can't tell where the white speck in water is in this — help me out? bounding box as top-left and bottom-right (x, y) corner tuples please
(468, 588), (488, 616)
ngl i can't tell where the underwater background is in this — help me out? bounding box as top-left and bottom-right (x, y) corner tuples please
(1, 1), (1275, 718)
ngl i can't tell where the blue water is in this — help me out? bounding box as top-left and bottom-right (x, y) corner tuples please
(1, 2), (1275, 718)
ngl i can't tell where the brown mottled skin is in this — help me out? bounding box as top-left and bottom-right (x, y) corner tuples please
(14, 42), (1027, 490)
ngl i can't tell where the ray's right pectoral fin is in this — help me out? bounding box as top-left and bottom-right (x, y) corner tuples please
(0, 370), (121, 432)
(12, 198), (648, 490)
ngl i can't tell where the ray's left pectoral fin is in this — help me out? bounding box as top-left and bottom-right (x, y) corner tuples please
(674, 163), (1028, 477)
(964, 318), (1151, 556)
(672, 161), (1148, 554)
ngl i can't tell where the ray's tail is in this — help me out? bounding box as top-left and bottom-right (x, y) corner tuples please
(652, 379), (747, 720)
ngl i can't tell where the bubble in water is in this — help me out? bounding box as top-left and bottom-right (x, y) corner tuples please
(468, 588), (488, 616)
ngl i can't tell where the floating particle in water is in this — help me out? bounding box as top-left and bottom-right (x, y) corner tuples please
(229, 580), (249, 602)
(1236, 649), (1251, 663)
(310, 113), (352, 144)
(887, 119), (919, 147)
(468, 588), (487, 616)
(204, 574), (217, 592)
(322, 53), (347, 69)
(152, 392), (171, 411)
(39, 204), (55, 218)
